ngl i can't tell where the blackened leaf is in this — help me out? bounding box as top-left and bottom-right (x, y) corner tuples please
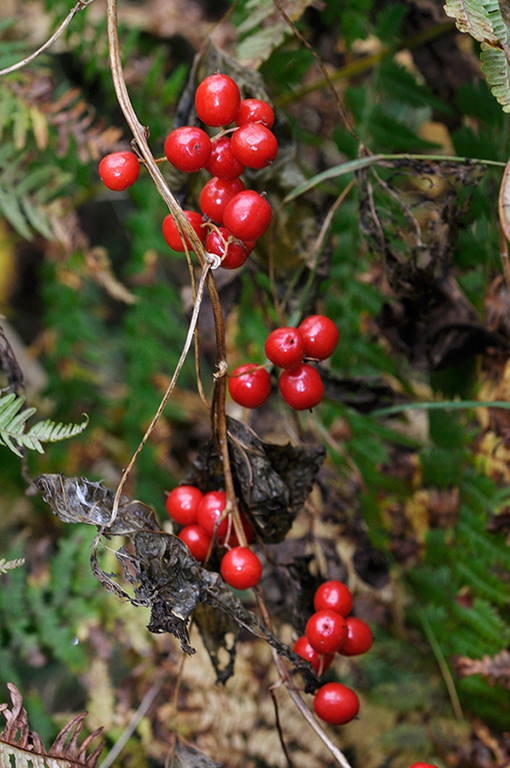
(173, 738), (221, 768)
(35, 475), (320, 689)
(34, 474), (160, 534)
(193, 602), (237, 685)
(186, 419), (325, 543)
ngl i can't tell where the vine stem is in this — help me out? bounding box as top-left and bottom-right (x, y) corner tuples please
(110, 260), (212, 523)
(0, 0), (97, 77)
(105, 0), (241, 531)
(255, 591), (353, 768)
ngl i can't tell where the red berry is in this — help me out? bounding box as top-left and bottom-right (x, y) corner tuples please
(306, 609), (348, 655)
(223, 190), (272, 241)
(197, 491), (229, 540)
(99, 151), (140, 191)
(195, 74), (241, 127)
(205, 136), (245, 180)
(205, 228), (250, 270)
(298, 315), (339, 360)
(228, 364), (271, 408)
(200, 177), (245, 224)
(293, 636), (333, 676)
(164, 126), (211, 173)
(265, 327), (305, 369)
(236, 98), (275, 129)
(162, 210), (205, 252)
(231, 123), (278, 169)
(314, 580), (353, 617)
(409, 764), (439, 768)
(313, 683), (359, 725)
(279, 364), (324, 410)
(220, 546), (262, 590)
(338, 617), (373, 657)
(166, 485), (203, 526)
(178, 524), (211, 561)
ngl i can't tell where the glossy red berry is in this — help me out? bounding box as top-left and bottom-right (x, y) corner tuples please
(99, 151), (140, 191)
(314, 580), (353, 617)
(205, 228), (251, 270)
(162, 210), (205, 252)
(223, 190), (272, 241)
(228, 364), (271, 408)
(200, 177), (245, 224)
(164, 126), (211, 173)
(166, 485), (203, 526)
(409, 764), (439, 768)
(197, 491), (229, 540)
(279, 364), (324, 410)
(313, 683), (359, 725)
(205, 136), (245, 180)
(220, 546), (262, 590)
(306, 609), (348, 655)
(338, 617), (373, 657)
(236, 98), (275, 129)
(265, 327), (305, 369)
(298, 315), (339, 360)
(195, 74), (241, 127)
(178, 524), (211, 561)
(231, 123), (278, 169)
(293, 636), (334, 676)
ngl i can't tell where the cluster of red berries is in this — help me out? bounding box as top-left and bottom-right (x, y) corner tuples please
(293, 580), (373, 725)
(99, 73), (277, 269)
(165, 485), (262, 590)
(228, 314), (339, 410)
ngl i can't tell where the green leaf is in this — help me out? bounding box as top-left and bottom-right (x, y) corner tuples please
(0, 393), (88, 457)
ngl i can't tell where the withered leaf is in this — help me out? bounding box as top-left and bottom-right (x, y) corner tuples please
(35, 475), (319, 689)
(193, 602), (237, 685)
(186, 418), (325, 542)
(34, 474), (160, 534)
(173, 738), (221, 768)
(454, 650), (510, 689)
(1, 683), (103, 768)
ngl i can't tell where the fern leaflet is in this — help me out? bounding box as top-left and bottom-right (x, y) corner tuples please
(444, 0), (498, 42)
(0, 557), (25, 575)
(0, 392), (88, 457)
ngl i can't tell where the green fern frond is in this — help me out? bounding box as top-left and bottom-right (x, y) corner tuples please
(0, 392), (88, 457)
(0, 557), (25, 575)
(444, 0), (499, 42)
(481, 45), (510, 111)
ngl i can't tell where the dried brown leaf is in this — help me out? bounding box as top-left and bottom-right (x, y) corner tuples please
(454, 650), (510, 688)
(0, 684), (103, 768)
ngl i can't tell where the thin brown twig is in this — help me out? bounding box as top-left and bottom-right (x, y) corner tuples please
(111, 261), (212, 522)
(254, 591), (353, 768)
(270, 685), (297, 768)
(105, 0), (236, 526)
(0, 0), (97, 77)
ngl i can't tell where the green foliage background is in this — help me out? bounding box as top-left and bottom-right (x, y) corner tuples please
(1, 0), (510, 765)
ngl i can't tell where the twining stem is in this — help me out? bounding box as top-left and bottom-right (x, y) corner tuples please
(105, 0), (242, 536)
(0, 0), (97, 77)
(110, 261), (212, 523)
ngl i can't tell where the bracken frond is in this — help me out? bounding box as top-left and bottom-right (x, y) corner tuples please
(0, 392), (88, 457)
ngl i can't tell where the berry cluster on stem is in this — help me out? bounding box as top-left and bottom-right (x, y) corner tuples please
(166, 484), (262, 590)
(293, 580), (373, 726)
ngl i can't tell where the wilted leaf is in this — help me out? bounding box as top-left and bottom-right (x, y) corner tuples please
(34, 474), (160, 534)
(186, 417), (325, 542)
(35, 474), (320, 689)
(173, 738), (221, 768)
(193, 602), (237, 684)
(0, 683), (103, 768)
(454, 650), (510, 688)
